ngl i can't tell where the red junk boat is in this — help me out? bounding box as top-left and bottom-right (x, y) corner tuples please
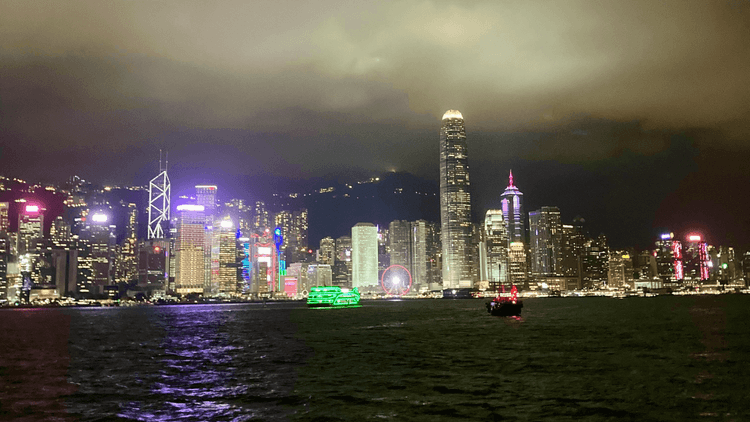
(486, 285), (523, 316)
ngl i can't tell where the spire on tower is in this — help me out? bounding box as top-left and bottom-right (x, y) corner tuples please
(508, 170), (515, 188)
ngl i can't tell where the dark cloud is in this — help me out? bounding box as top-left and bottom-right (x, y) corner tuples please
(1, 0), (749, 247)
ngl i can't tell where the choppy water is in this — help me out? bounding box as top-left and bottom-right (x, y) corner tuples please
(1, 295), (749, 421)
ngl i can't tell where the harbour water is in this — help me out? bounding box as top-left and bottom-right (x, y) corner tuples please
(1, 295), (749, 421)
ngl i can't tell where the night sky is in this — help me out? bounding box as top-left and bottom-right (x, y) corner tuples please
(1, 1), (749, 249)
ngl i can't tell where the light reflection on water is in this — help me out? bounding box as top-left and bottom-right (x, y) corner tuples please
(2, 296), (750, 421)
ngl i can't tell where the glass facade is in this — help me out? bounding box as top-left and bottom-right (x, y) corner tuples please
(439, 110), (473, 289)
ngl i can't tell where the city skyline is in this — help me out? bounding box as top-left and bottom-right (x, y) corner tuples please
(1, 1), (750, 249)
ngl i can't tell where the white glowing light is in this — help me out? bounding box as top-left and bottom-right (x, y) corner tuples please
(91, 213), (108, 223)
(220, 220), (233, 229)
(258, 247), (272, 255)
(176, 204), (205, 212)
(442, 110), (463, 120)
(25, 205), (39, 213)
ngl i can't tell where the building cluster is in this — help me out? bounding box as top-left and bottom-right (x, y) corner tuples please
(2, 110), (749, 304)
(0, 171), (318, 303)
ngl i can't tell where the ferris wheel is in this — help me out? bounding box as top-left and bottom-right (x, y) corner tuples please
(380, 264), (412, 296)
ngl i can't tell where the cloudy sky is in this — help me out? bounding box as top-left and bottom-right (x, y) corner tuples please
(1, 0), (749, 247)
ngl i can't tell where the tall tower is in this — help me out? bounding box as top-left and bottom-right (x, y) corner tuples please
(439, 110), (473, 289)
(481, 210), (509, 291)
(352, 223), (378, 289)
(501, 170), (525, 244)
(148, 153), (171, 239)
(528, 206), (562, 278)
(174, 204), (205, 295)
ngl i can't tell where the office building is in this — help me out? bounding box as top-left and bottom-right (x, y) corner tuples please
(174, 205), (206, 295)
(481, 210), (509, 291)
(528, 206), (562, 278)
(500, 171), (525, 244)
(352, 223), (378, 289)
(439, 110), (473, 289)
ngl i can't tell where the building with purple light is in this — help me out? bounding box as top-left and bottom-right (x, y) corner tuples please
(500, 171), (525, 245)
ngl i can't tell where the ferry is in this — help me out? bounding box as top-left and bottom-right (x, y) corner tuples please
(307, 286), (361, 308)
(486, 285), (523, 316)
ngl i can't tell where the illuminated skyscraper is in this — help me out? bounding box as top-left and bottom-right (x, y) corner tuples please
(439, 110), (473, 289)
(196, 185), (218, 295)
(0, 202), (9, 232)
(174, 205), (206, 295)
(148, 154), (170, 239)
(529, 206), (562, 278)
(481, 210), (509, 291)
(501, 171), (524, 244)
(352, 223), (378, 289)
(217, 217), (237, 295)
(410, 220), (431, 292)
(81, 211), (116, 294)
(318, 237), (335, 265)
(195, 185), (218, 213)
(508, 242), (528, 288)
(389, 220), (412, 271)
(17, 204), (44, 255)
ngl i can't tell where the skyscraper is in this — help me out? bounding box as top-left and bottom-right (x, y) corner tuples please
(439, 110), (473, 289)
(0, 202), (9, 232)
(174, 204), (205, 295)
(481, 210), (509, 290)
(528, 206), (562, 278)
(217, 217), (237, 295)
(351, 223), (378, 289)
(17, 204), (44, 255)
(501, 170), (524, 245)
(148, 155), (170, 239)
(196, 185), (218, 295)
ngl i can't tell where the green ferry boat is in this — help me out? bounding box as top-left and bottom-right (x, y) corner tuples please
(307, 286), (361, 308)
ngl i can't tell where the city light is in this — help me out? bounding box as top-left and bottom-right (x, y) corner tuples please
(176, 204), (205, 212)
(660, 233), (672, 240)
(220, 220), (233, 228)
(688, 234), (702, 242)
(91, 213), (108, 223)
(25, 205), (39, 213)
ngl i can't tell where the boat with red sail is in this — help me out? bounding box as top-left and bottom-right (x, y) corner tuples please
(486, 285), (523, 316)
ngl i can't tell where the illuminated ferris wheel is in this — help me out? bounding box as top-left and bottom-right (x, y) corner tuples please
(380, 265), (412, 296)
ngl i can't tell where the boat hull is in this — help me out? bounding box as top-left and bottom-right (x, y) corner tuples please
(486, 300), (523, 316)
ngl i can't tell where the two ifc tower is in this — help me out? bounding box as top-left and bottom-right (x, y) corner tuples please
(439, 110), (523, 290)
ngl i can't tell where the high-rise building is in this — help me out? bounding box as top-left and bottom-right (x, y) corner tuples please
(508, 242), (528, 288)
(81, 211), (116, 294)
(319, 237), (335, 265)
(17, 204), (44, 255)
(583, 234), (609, 288)
(389, 220), (412, 271)
(195, 185), (218, 213)
(653, 232), (678, 285)
(216, 218), (237, 295)
(252, 201), (271, 232)
(196, 185), (219, 296)
(528, 206), (562, 278)
(352, 223), (378, 289)
(51, 216), (71, 241)
(410, 220), (431, 293)
(480, 210), (509, 291)
(334, 235), (352, 286)
(439, 110), (473, 289)
(559, 224), (585, 286)
(608, 251), (634, 289)
(148, 155), (170, 239)
(500, 171), (525, 245)
(0, 202), (9, 232)
(174, 205), (205, 295)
